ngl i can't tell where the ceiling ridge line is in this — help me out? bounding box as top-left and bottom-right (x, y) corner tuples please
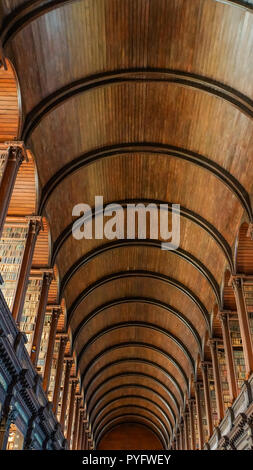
(53, 198), (233, 272)
(39, 144), (253, 223)
(67, 270), (211, 334)
(2, 0), (252, 51)
(71, 296), (202, 354)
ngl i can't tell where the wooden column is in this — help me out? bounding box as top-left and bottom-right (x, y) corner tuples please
(72, 396), (81, 450)
(194, 381), (204, 449)
(0, 146), (24, 238)
(60, 359), (73, 430)
(219, 311), (238, 402)
(179, 422), (183, 450)
(176, 430), (180, 450)
(232, 277), (253, 378)
(67, 379), (78, 443)
(183, 412), (189, 450)
(30, 271), (53, 366)
(82, 424), (87, 450)
(188, 398), (196, 450)
(42, 307), (61, 393)
(52, 335), (68, 414)
(201, 362), (213, 437)
(12, 216), (42, 323)
(209, 339), (224, 422)
(77, 409), (84, 449)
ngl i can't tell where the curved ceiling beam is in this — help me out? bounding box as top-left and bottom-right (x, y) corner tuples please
(59, 239), (221, 306)
(72, 297), (202, 354)
(90, 386), (175, 433)
(53, 199), (233, 271)
(85, 357), (184, 405)
(90, 380), (180, 426)
(21, 70), (253, 142)
(81, 342), (189, 393)
(78, 322), (196, 381)
(86, 371), (180, 417)
(39, 144), (252, 222)
(1, 1), (252, 50)
(91, 395), (172, 441)
(95, 415), (167, 450)
(67, 270), (211, 334)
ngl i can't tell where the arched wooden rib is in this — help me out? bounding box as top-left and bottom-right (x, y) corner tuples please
(72, 297), (202, 354)
(40, 144), (252, 222)
(91, 395), (172, 441)
(53, 198), (233, 272)
(81, 342), (189, 393)
(67, 270), (211, 334)
(21, 69), (253, 142)
(1, 1), (252, 50)
(87, 372), (180, 419)
(59, 239), (221, 307)
(77, 322), (196, 378)
(90, 385), (176, 433)
(95, 415), (167, 449)
(84, 357), (184, 405)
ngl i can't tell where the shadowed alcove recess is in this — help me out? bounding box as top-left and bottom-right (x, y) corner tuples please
(1, 0), (253, 449)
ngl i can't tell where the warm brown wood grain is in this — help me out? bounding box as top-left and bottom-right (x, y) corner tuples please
(1, 0), (253, 448)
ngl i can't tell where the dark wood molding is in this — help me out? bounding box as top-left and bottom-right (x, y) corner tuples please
(39, 143), (252, 222)
(85, 357), (184, 405)
(21, 69), (253, 142)
(81, 342), (189, 392)
(59, 239), (221, 306)
(95, 415), (167, 449)
(92, 395), (172, 442)
(86, 371), (180, 417)
(1, 1), (252, 50)
(72, 296), (202, 354)
(67, 270), (211, 334)
(78, 322), (195, 383)
(53, 198), (233, 271)
(90, 386), (175, 433)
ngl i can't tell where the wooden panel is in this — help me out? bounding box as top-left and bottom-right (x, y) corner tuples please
(98, 422), (163, 449)
(0, 59), (20, 142)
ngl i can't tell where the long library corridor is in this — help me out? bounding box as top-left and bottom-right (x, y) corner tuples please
(0, 0), (253, 451)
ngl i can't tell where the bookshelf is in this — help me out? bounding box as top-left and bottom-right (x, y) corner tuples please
(217, 347), (230, 408)
(19, 277), (42, 354)
(37, 312), (52, 376)
(0, 224), (27, 309)
(229, 318), (246, 389)
(0, 151), (7, 183)
(208, 367), (219, 427)
(47, 339), (60, 401)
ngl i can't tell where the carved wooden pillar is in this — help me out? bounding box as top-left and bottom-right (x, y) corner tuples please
(201, 362), (213, 437)
(194, 381), (204, 449)
(82, 424), (87, 450)
(188, 398), (196, 450)
(77, 409), (84, 449)
(12, 216), (42, 323)
(183, 412), (189, 450)
(30, 271), (53, 366)
(52, 335), (68, 414)
(42, 307), (61, 393)
(60, 359), (73, 430)
(219, 311), (238, 402)
(0, 145), (24, 238)
(232, 277), (253, 378)
(72, 396), (81, 450)
(209, 339), (224, 422)
(67, 379), (78, 443)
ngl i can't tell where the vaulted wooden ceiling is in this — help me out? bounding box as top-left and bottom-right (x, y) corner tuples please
(1, 0), (253, 448)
